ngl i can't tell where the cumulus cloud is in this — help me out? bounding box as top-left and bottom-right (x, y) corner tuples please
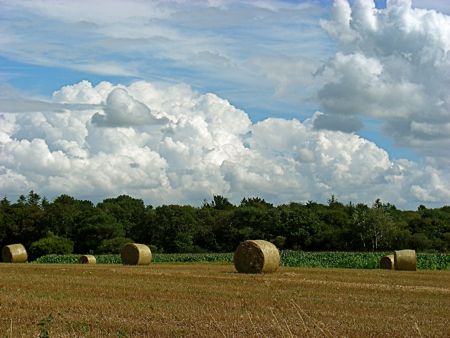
(1, 80), (449, 208)
(1, 1), (449, 208)
(319, 0), (450, 163)
(91, 88), (169, 127)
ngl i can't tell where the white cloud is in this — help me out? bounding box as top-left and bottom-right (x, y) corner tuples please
(320, 0), (355, 44)
(52, 81), (107, 104)
(91, 88), (169, 127)
(318, 0), (450, 164)
(1, 80), (449, 208)
(316, 52), (428, 120)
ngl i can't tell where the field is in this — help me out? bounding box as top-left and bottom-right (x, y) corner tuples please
(1, 263), (449, 337)
(33, 251), (450, 270)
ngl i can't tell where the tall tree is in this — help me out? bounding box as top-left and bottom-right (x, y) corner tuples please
(143, 205), (200, 253)
(351, 200), (397, 251)
(73, 209), (125, 253)
(44, 194), (94, 239)
(97, 195), (146, 239)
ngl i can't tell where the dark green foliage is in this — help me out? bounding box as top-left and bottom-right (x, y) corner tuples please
(1, 191), (449, 254)
(97, 237), (134, 254)
(97, 195), (146, 239)
(231, 202), (279, 243)
(208, 195), (234, 210)
(409, 233), (433, 250)
(73, 209), (125, 253)
(142, 205), (200, 253)
(29, 233), (74, 260)
(43, 194), (94, 239)
(271, 235), (286, 249)
(0, 191), (47, 248)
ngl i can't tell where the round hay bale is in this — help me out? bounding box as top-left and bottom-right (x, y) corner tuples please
(379, 254), (394, 270)
(2, 244), (28, 263)
(233, 240), (280, 274)
(79, 255), (96, 264)
(121, 243), (152, 265)
(394, 249), (416, 271)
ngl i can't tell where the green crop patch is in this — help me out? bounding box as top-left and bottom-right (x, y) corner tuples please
(32, 251), (450, 270)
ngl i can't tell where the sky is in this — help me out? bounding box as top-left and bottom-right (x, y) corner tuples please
(0, 0), (449, 209)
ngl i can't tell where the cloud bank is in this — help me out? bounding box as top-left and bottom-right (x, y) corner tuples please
(1, 80), (449, 208)
(1, 0), (449, 209)
(318, 0), (450, 165)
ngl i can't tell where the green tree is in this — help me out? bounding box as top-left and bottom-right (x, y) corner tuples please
(143, 205), (200, 253)
(5, 191), (47, 247)
(73, 209), (125, 253)
(206, 195), (234, 210)
(408, 233), (433, 251)
(97, 195), (146, 239)
(29, 232), (74, 260)
(351, 200), (397, 251)
(240, 197), (273, 209)
(0, 197), (13, 248)
(97, 237), (134, 254)
(231, 202), (280, 243)
(44, 195), (95, 239)
(200, 206), (237, 252)
(319, 199), (352, 250)
(195, 207), (220, 252)
(277, 202), (324, 250)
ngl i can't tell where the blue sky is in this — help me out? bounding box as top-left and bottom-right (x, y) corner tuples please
(0, 0), (449, 208)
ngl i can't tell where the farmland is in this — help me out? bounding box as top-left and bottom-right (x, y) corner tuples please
(1, 263), (449, 337)
(33, 251), (450, 270)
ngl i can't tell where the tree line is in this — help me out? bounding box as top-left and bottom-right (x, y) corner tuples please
(0, 191), (449, 259)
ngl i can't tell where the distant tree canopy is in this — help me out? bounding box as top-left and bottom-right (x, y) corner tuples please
(0, 192), (449, 258)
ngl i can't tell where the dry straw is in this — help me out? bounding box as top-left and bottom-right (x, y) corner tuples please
(121, 243), (152, 265)
(233, 240), (280, 273)
(2, 244), (28, 263)
(394, 249), (417, 271)
(79, 255), (96, 264)
(379, 254), (394, 270)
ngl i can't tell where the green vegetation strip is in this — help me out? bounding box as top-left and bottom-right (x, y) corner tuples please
(33, 253), (233, 265)
(32, 251), (450, 270)
(281, 251), (450, 270)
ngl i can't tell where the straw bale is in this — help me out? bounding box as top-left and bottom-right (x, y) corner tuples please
(233, 240), (280, 273)
(79, 255), (96, 264)
(2, 244), (28, 263)
(121, 243), (152, 265)
(394, 249), (417, 271)
(379, 254), (394, 270)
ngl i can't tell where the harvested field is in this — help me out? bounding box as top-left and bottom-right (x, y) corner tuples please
(0, 263), (449, 337)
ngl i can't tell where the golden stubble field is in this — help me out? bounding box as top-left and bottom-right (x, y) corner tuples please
(0, 263), (449, 337)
